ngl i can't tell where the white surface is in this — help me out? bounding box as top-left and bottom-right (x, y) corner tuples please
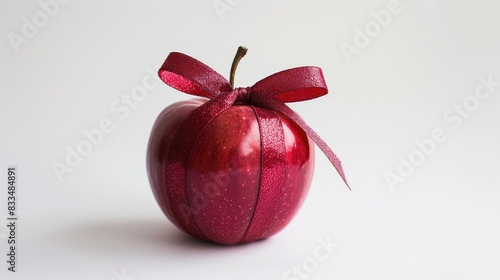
(1, 0), (500, 279)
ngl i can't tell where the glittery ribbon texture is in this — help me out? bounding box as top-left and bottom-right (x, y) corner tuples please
(148, 51), (349, 245)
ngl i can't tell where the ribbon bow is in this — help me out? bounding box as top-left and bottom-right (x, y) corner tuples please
(158, 52), (349, 189)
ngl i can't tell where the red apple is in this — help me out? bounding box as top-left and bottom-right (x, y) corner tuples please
(147, 98), (314, 245)
(146, 47), (347, 245)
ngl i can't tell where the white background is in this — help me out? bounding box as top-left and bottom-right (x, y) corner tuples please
(1, 0), (500, 279)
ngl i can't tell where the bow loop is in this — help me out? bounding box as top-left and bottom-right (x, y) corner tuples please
(251, 66), (328, 103)
(158, 52), (232, 98)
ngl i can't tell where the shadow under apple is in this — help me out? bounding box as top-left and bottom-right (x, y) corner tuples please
(52, 217), (267, 258)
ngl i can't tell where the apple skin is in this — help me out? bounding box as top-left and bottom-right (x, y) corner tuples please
(146, 99), (314, 245)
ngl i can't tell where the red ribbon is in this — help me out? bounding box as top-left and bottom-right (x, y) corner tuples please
(158, 52), (349, 189)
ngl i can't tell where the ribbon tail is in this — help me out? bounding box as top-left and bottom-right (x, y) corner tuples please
(252, 95), (350, 190)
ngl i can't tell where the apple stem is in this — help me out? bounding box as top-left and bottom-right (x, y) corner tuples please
(230, 46), (248, 89)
